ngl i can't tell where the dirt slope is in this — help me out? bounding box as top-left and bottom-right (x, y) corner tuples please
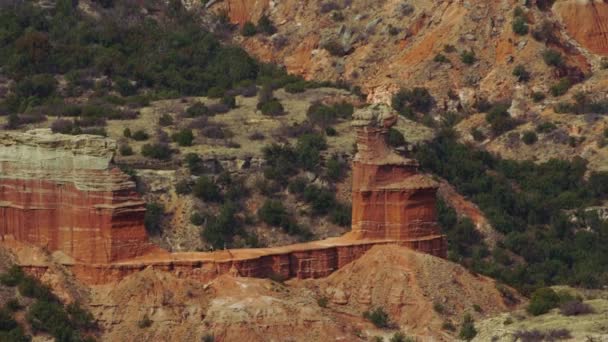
(297, 244), (522, 340)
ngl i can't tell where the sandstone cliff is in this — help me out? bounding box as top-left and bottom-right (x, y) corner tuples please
(0, 129), (153, 264)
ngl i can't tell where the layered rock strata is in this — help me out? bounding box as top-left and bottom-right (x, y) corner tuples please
(0, 129), (153, 264)
(5, 105), (446, 284)
(349, 104), (447, 257)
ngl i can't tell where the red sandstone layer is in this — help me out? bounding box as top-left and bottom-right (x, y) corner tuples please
(17, 235), (445, 285)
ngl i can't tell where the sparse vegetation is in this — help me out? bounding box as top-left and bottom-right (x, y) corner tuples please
(512, 65), (530, 82)
(391, 87), (434, 118)
(460, 50), (476, 65)
(522, 131), (538, 145)
(144, 202), (164, 235)
(363, 307), (391, 328)
(458, 313), (477, 341)
(512, 8), (529, 36)
(542, 49), (564, 68)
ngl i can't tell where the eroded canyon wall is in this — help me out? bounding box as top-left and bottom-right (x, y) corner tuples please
(0, 129), (153, 264)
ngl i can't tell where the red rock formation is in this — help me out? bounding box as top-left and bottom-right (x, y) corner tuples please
(554, 0), (608, 56)
(0, 129), (154, 264)
(349, 104), (447, 257)
(5, 107), (446, 284)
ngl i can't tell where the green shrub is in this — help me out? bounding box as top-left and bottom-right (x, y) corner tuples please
(137, 314), (152, 328)
(322, 40), (346, 57)
(114, 77), (137, 96)
(131, 130), (149, 141)
(190, 212), (204, 226)
(542, 49), (564, 68)
(471, 128), (485, 142)
(433, 302), (445, 314)
(296, 133), (327, 171)
(512, 16), (529, 35)
(5, 299), (21, 312)
(175, 179), (192, 195)
(392, 87), (434, 115)
(527, 288), (560, 316)
(363, 307), (391, 328)
(531, 91), (546, 103)
(258, 199), (290, 228)
(193, 176), (222, 202)
(144, 202), (164, 235)
(119, 144), (134, 156)
(141, 143), (172, 160)
(550, 78), (571, 97)
(185, 103), (210, 117)
(241, 21), (257, 36)
(260, 99), (285, 116)
(221, 95), (236, 109)
(388, 128), (406, 147)
(285, 81), (307, 93)
(288, 177), (308, 194)
(330, 204), (351, 227)
(522, 131), (538, 145)
(307, 102), (337, 129)
(0, 266), (25, 287)
(0, 309), (18, 331)
(317, 296), (329, 308)
(201, 202), (239, 248)
(66, 302), (96, 330)
(172, 129), (195, 146)
(303, 185), (337, 215)
(257, 15), (276, 35)
(326, 154), (345, 181)
(486, 104), (516, 135)
(158, 114), (174, 126)
(460, 50), (476, 65)
(123, 127), (131, 138)
(459, 313), (477, 341)
(434, 53), (449, 63)
(389, 332), (414, 342)
(512, 65), (530, 82)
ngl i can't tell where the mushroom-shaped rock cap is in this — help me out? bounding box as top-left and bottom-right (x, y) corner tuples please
(352, 103), (398, 129)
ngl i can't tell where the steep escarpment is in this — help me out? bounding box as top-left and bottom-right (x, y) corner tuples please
(0, 129), (154, 264)
(554, 0), (608, 56)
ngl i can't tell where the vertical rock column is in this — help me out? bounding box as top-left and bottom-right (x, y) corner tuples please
(349, 104), (447, 257)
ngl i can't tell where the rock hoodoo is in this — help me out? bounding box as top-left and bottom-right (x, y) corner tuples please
(0, 129), (153, 264)
(349, 104), (447, 257)
(3, 106), (446, 283)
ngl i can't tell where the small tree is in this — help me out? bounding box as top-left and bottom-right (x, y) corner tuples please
(172, 129), (194, 147)
(458, 313), (477, 341)
(363, 307), (391, 328)
(241, 21), (257, 36)
(460, 50), (476, 65)
(512, 16), (529, 35)
(542, 49), (564, 68)
(193, 176), (222, 202)
(257, 15), (276, 35)
(512, 65), (530, 82)
(527, 287), (560, 316)
(522, 131), (538, 145)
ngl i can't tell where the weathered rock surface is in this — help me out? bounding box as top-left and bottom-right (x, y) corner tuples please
(0, 129), (154, 264)
(349, 104), (447, 256)
(554, 0), (608, 56)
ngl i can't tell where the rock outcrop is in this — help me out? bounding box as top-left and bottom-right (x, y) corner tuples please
(0, 129), (154, 264)
(554, 0), (608, 56)
(349, 104), (447, 257)
(5, 106), (446, 284)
